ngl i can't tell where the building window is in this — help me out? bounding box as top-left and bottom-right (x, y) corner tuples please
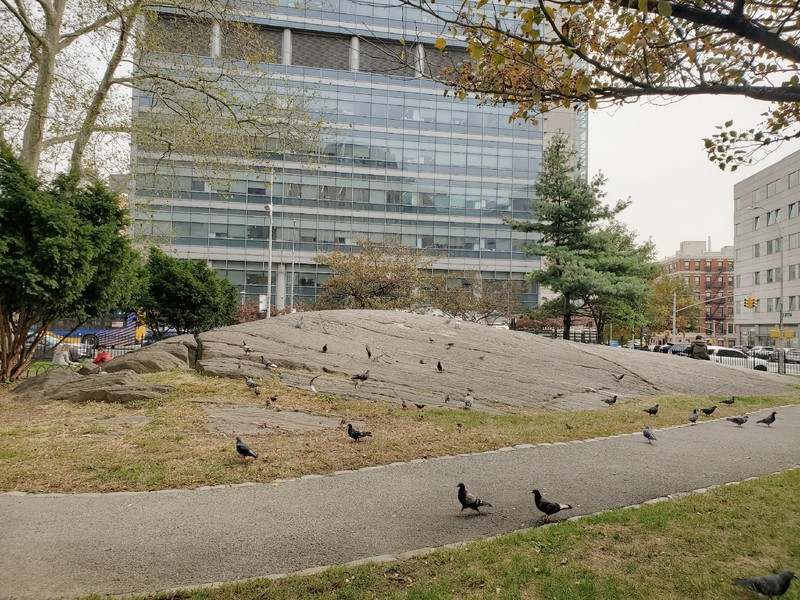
(684, 260), (690, 270)
(754, 215), (762, 229)
(789, 265), (797, 281)
(767, 269), (775, 283)
(790, 202), (798, 218)
(767, 240), (773, 255)
(766, 180), (777, 197)
(736, 274), (741, 287)
(754, 271), (761, 285)
(790, 170), (799, 188)
(767, 298), (774, 312)
(727, 323), (734, 334)
(790, 296), (798, 311)
(767, 209), (780, 224)
(754, 243), (760, 257)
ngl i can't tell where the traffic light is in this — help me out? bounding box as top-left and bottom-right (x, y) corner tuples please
(744, 297), (759, 308)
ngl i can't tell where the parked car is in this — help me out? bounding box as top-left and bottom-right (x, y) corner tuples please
(658, 343), (675, 353)
(748, 346), (775, 360)
(767, 348), (800, 364)
(707, 345), (769, 371)
(25, 332), (93, 361)
(667, 343), (692, 356)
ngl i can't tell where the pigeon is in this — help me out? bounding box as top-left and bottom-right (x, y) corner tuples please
(602, 395), (617, 406)
(732, 570), (797, 597)
(309, 374), (321, 394)
(612, 373), (624, 382)
(401, 400), (407, 410)
(643, 426), (657, 443)
(463, 393), (474, 410)
(419, 359), (426, 364)
(429, 337), (434, 343)
(757, 411), (777, 427)
(242, 341), (254, 354)
(701, 405), (717, 416)
(347, 423), (372, 442)
(253, 385), (261, 397)
(321, 344), (327, 353)
(445, 393), (451, 404)
(456, 483), (492, 514)
(446, 342), (455, 348)
(727, 415), (749, 427)
(351, 370), (370, 383)
(365, 344), (372, 360)
(414, 403), (426, 410)
(269, 395), (278, 404)
(437, 360), (443, 372)
(688, 409), (698, 425)
(244, 376), (259, 389)
(295, 315), (304, 328)
(235, 436), (258, 459)
(721, 396), (736, 405)
(532, 489), (572, 521)
(261, 356), (278, 369)
(456, 422), (462, 433)
(643, 404), (659, 416)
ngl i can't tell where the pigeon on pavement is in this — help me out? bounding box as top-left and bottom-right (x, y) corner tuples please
(457, 483), (492, 514)
(322, 344), (327, 353)
(727, 415), (749, 427)
(242, 341), (254, 354)
(437, 360), (443, 372)
(365, 344), (372, 360)
(463, 393), (474, 410)
(295, 315), (304, 329)
(689, 409), (698, 425)
(732, 570), (797, 597)
(347, 423), (372, 442)
(701, 405), (717, 416)
(235, 436), (258, 459)
(532, 489), (572, 521)
(757, 411), (777, 427)
(309, 374), (321, 394)
(643, 426), (657, 443)
(351, 370), (370, 384)
(602, 395), (617, 406)
(721, 396), (736, 405)
(643, 404), (659, 416)
(613, 373), (625, 382)
(445, 393), (451, 404)
(261, 356), (278, 369)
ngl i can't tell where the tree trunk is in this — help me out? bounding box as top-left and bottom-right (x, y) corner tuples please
(561, 294), (572, 340)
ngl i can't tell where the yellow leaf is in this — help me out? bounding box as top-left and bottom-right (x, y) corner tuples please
(434, 37), (447, 51)
(576, 77), (591, 95)
(638, 0), (648, 12)
(588, 97), (598, 110)
(657, 0), (672, 15)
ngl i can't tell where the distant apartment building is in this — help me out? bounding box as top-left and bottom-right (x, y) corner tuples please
(131, 0), (587, 310)
(733, 148), (800, 347)
(662, 241), (735, 346)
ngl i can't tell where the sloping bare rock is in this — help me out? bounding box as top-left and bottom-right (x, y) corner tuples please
(196, 358), (279, 383)
(14, 369), (174, 403)
(193, 310), (798, 411)
(104, 350), (189, 374)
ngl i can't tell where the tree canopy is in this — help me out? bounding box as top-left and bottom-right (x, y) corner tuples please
(137, 247), (239, 337)
(401, 0), (800, 169)
(428, 270), (523, 323)
(315, 239), (435, 310)
(0, 143), (140, 381)
(507, 134), (658, 339)
(644, 274), (703, 335)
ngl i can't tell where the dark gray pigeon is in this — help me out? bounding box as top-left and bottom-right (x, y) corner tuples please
(612, 373), (624, 382)
(757, 411), (777, 427)
(322, 344), (327, 353)
(689, 409), (698, 425)
(437, 360), (443, 372)
(701, 405), (717, 416)
(242, 341), (254, 354)
(457, 483), (492, 514)
(244, 376), (259, 389)
(643, 426), (657, 443)
(235, 436), (258, 459)
(720, 396), (735, 405)
(261, 356), (278, 369)
(347, 423), (372, 442)
(602, 395), (617, 406)
(351, 370), (370, 384)
(732, 570), (797, 597)
(532, 489), (572, 521)
(643, 404), (659, 416)
(727, 415), (749, 427)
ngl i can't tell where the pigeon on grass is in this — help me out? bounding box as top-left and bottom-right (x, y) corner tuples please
(463, 393), (474, 410)
(757, 412), (777, 427)
(727, 415), (749, 427)
(700, 405), (717, 416)
(235, 436), (258, 459)
(602, 395), (617, 406)
(244, 376), (259, 389)
(532, 489), (572, 522)
(643, 426), (657, 444)
(456, 483), (492, 515)
(689, 409), (698, 425)
(347, 423), (372, 442)
(732, 570), (796, 597)
(721, 396), (736, 405)
(643, 404), (659, 416)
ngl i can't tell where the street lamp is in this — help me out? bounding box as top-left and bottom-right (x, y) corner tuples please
(752, 205), (784, 373)
(290, 219), (296, 313)
(265, 170), (274, 319)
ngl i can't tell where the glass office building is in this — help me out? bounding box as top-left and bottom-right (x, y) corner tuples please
(131, 0), (587, 309)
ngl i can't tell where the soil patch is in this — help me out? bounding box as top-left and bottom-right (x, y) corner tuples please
(201, 402), (349, 436)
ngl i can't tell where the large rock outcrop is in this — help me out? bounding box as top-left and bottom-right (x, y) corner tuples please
(14, 368), (175, 403)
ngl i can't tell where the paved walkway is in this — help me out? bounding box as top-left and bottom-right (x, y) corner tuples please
(2, 406), (799, 599)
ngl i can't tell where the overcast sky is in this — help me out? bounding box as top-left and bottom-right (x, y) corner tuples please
(587, 96), (800, 260)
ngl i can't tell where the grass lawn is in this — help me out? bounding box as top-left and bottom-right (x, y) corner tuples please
(85, 468), (799, 600)
(0, 369), (796, 493)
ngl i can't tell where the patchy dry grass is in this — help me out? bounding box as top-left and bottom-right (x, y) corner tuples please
(0, 369), (796, 493)
(90, 469), (800, 600)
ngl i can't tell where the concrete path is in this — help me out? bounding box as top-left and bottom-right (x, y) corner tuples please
(2, 406), (799, 599)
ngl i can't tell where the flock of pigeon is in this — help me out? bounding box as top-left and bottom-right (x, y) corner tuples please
(235, 336), (794, 596)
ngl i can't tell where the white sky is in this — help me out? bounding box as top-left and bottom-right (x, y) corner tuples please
(587, 96), (800, 260)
